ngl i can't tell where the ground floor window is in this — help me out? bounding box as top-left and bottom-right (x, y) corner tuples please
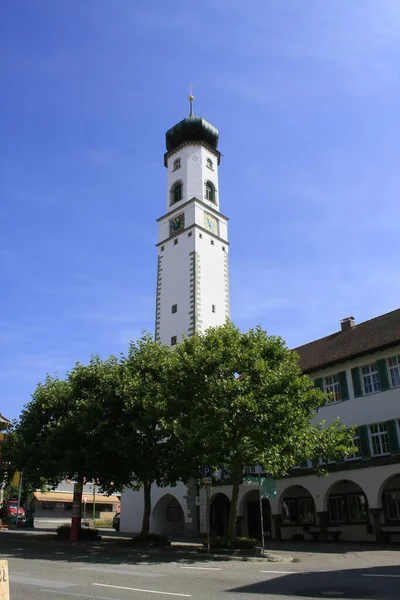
(282, 497), (314, 524)
(328, 493), (368, 524)
(347, 494), (368, 522)
(328, 496), (346, 523)
(384, 491), (400, 521)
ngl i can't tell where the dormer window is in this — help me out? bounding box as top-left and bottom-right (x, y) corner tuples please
(205, 181), (216, 203)
(173, 158), (181, 171)
(206, 158), (213, 170)
(170, 181), (183, 205)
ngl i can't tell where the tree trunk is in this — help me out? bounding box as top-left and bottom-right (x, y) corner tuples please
(141, 482), (152, 536)
(70, 477), (83, 543)
(227, 471), (242, 538)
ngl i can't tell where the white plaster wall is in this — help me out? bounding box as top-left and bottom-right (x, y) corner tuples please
(311, 345), (400, 427)
(273, 463), (400, 512)
(195, 232), (229, 329)
(120, 482), (190, 534)
(166, 146), (220, 211)
(157, 231), (194, 345)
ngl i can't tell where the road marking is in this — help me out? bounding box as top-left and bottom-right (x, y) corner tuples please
(79, 566), (164, 577)
(93, 583), (191, 596)
(181, 566), (222, 571)
(11, 575), (76, 589)
(260, 570), (296, 574)
(362, 574), (400, 578)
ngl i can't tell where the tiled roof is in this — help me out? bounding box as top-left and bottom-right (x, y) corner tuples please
(294, 308), (400, 373)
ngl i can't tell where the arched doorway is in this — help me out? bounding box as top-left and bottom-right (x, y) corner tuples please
(152, 494), (185, 536)
(325, 480), (368, 526)
(380, 473), (400, 524)
(240, 489), (271, 539)
(209, 493), (230, 536)
(279, 485), (315, 526)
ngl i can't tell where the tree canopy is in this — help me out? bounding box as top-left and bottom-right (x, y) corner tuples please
(4, 323), (354, 539)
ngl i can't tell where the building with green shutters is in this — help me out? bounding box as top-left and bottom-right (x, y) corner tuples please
(196, 308), (400, 543)
(269, 308), (400, 543)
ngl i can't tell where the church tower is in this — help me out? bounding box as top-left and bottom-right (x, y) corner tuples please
(155, 96), (230, 344)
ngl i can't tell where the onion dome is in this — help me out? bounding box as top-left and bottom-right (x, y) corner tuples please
(165, 94), (219, 153)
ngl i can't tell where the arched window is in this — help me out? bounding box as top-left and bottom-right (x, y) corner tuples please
(170, 181), (183, 205)
(173, 158), (181, 171)
(205, 181), (216, 203)
(206, 158), (213, 170)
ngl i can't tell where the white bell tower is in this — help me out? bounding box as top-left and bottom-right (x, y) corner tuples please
(155, 96), (230, 345)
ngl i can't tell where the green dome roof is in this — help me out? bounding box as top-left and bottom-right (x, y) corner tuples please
(165, 116), (219, 153)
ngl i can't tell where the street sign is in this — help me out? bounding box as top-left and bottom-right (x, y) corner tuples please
(202, 466), (213, 484)
(0, 560), (10, 600)
(202, 466), (212, 478)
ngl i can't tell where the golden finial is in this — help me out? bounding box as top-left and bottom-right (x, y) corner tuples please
(188, 82), (194, 117)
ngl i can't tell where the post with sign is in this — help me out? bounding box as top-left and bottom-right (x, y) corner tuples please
(202, 466), (212, 554)
(0, 560), (10, 600)
(258, 474), (265, 556)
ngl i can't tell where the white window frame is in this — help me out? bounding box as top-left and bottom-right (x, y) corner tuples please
(206, 158), (214, 170)
(173, 158), (181, 171)
(368, 423), (390, 456)
(361, 362), (380, 394)
(388, 355), (400, 388)
(328, 496), (346, 523)
(297, 498), (314, 524)
(345, 434), (362, 461)
(282, 499), (297, 524)
(384, 490), (400, 521)
(324, 374), (342, 403)
(347, 494), (368, 522)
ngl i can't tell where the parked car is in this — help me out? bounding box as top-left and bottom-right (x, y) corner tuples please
(112, 512), (120, 532)
(2, 500), (26, 527)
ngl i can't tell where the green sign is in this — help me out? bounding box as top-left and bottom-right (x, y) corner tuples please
(243, 474), (276, 498)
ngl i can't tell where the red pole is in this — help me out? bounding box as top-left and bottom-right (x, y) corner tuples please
(70, 480), (83, 543)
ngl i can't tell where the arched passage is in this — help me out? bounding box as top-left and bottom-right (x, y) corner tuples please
(324, 480), (368, 525)
(240, 489), (271, 539)
(379, 473), (400, 523)
(209, 493), (230, 537)
(279, 485), (315, 526)
(152, 494), (185, 536)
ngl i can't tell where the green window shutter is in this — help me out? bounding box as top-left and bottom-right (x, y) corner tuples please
(338, 371), (349, 400)
(351, 367), (363, 397)
(314, 378), (324, 391)
(358, 426), (371, 458)
(376, 359), (390, 391)
(387, 420), (400, 454)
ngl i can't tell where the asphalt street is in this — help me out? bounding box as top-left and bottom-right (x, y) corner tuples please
(2, 539), (400, 600)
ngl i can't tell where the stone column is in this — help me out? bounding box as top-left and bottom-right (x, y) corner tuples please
(369, 508), (384, 544)
(271, 514), (282, 540)
(185, 479), (199, 538)
(316, 511), (328, 542)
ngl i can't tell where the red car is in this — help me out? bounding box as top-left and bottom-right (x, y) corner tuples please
(3, 501), (26, 526)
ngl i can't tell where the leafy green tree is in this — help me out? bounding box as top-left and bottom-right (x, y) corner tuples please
(168, 322), (353, 537)
(3, 356), (127, 538)
(116, 334), (186, 535)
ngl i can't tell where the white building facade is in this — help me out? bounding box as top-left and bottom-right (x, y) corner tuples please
(199, 311), (400, 544)
(120, 101), (230, 535)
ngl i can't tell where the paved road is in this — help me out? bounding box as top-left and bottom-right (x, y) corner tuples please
(2, 540), (400, 600)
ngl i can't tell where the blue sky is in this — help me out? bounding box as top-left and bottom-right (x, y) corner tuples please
(1, 0), (399, 420)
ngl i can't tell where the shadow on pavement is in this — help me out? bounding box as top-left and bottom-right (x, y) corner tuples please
(0, 532), (261, 565)
(228, 564), (400, 599)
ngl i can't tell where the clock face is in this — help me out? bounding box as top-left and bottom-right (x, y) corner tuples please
(204, 213), (218, 234)
(169, 213), (185, 236)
